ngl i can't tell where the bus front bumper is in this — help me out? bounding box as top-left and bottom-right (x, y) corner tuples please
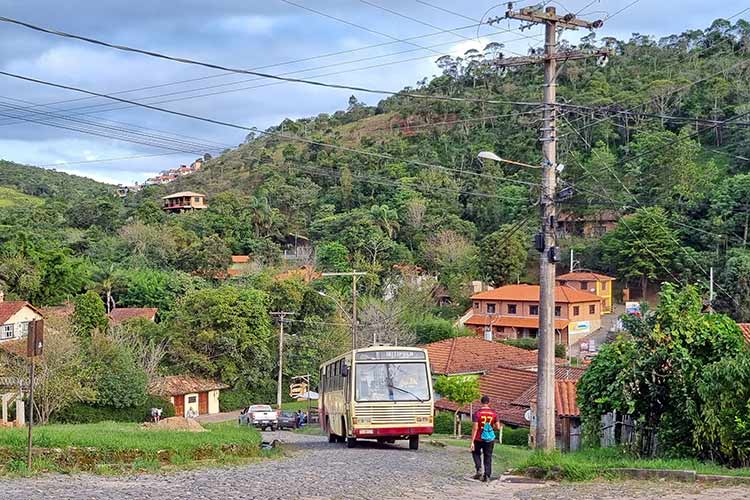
(353, 426), (433, 437)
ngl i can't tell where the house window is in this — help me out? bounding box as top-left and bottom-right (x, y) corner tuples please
(188, 396), (198, 404)
(602, 281), (608, 291)
(589, 304), (596, 314)
(573, 306), (580, 316)
(530, 305), (539, 316)
(507, 304), (517, 314)
(554, 306), (561, 317)
(580, 282), (588, 290)
(473, 302), (480, 310)
(2, 324), (13, 339)
(194, 197), (201, 203)
(486, 303), (496, 314)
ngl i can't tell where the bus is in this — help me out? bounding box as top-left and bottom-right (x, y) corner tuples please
(319, 346), (434, 450)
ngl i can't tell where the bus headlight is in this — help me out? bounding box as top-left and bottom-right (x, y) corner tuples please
(353, 417), (371, 425)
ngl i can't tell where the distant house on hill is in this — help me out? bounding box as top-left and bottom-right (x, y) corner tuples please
(227, 255), (253, 277)
(282, 233), (313, 262)
(149, 375), (228, 417)
(556, 210), (619, 238)
(108, 307), (158, 326)
(162, 191), (207, 213)
(274, 265), (322, 283)
(0, 291), (43, 343)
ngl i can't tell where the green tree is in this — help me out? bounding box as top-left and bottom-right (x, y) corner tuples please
(434, 375), (480, 437)
(602, 207), (680, 293)
(89, 332), (149, 408)
(715, 249), (750, 322)
(73, 290), (109, 336)
(167, 286), (274, 388)
(479, 226), (528, 286)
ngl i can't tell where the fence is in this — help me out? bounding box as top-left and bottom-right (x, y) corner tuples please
(600, 411), (659, 456)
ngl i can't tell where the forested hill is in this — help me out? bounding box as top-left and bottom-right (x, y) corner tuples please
(0, 159), (113, 200)
(2, 18), (750, 323)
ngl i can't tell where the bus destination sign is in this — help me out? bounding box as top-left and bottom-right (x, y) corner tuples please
(356, 350), (426, 361)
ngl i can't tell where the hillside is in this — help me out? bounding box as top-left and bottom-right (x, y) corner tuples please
(0, 186), (43, 208)
(0, 159), (114, 200)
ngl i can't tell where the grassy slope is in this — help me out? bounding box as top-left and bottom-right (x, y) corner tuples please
(0, 186), (43, 208)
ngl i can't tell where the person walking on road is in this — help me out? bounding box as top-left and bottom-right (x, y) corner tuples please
(470, 395), (502, 482)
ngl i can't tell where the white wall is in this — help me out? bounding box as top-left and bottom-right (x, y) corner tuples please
(208, 390), (220, 414)
(1, 307), (42, 341)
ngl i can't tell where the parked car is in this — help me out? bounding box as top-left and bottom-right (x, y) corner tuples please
(239, 404), (278, 431)
(277, 411), (298, 430)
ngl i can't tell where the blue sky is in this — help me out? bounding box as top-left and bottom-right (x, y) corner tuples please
(0, 0), (746, 185)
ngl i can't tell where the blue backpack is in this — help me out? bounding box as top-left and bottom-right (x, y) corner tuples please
(480, 421), (496, 442)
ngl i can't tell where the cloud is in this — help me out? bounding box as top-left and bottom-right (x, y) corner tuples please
(217, 15), (279, 36)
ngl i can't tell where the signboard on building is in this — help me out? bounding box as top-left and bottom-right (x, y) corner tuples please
(626, 302), (641, 315)
(569, 321), (591, 335)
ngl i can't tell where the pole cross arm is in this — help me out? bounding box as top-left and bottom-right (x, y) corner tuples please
(506, 8), (604, 30)
(489, 49), (610, 68)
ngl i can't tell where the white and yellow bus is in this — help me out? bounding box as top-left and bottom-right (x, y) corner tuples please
(319, 346), (434, 450)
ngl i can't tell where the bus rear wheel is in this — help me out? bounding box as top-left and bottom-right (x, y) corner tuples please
(409, 435), (419, 450)
(346, 437), (357, 448)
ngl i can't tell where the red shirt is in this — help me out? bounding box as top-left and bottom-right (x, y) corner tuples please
(472, 407), (498, 441)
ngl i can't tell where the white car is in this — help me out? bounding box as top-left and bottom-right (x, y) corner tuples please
(239, 404), (278, 431)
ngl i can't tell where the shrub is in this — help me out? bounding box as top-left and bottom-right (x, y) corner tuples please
(413, 315), (472, 344)
(219, 386), (275, 412)
(52, 396), (174, 424)
(434, 411), (472, 435)
(503, 427), (530, 446)
(502, 338), (566, 359)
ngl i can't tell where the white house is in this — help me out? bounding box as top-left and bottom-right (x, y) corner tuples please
(149, 375), (228, 417)
(0, 291), (43, 343)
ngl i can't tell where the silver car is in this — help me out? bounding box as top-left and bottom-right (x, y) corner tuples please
(239, 404), (278, 431)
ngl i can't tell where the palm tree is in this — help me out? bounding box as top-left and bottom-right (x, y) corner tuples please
(369, 204), (400, 239)
(93, 264), (118, 313)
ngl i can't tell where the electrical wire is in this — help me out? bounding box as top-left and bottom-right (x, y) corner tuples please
(0, 15), (549, 108)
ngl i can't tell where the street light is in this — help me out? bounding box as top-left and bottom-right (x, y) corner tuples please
(477, 151), (542, 169)
(317, 291), (352, 323)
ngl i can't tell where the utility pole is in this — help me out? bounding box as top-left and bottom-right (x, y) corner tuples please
(503, 4), (604, 451)
(271, 311), (295, 411)
(570, 248), (574, 273)
(26, 319), (43, 471)
(321, 271), (367, 350)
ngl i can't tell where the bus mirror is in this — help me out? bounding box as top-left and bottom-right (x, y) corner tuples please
(342, 364), (350, 377)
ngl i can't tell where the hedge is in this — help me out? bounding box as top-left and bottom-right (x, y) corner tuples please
(51, 396), (175, 424)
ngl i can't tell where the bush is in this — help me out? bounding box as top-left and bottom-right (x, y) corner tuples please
(52, 396), (175, 424)
(219, 386), (276, 412)
(503, 427), (530, 446)
(502, 338), (566, 359)
(413, 315), (472, 344)
(434, 411), (472, 435)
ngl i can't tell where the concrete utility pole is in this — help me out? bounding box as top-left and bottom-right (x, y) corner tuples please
(271, 311), (295, 410)
(321, 271), (367, 350)
(504, 5), (604, 451)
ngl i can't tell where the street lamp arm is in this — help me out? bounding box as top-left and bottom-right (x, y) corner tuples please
(317, 291), (353, 323)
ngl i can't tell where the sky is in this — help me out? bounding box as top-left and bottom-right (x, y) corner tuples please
(0, 0), (746, 185)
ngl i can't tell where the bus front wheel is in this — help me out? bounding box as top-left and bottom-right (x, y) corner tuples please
(409, 435), (419, 450)
(346, 437), (357, 448)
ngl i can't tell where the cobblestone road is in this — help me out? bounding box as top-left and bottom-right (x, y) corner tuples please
(3, 431), (750, 499)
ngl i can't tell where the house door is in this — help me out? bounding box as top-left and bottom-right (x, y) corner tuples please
(185, 393), (199, 418)
(198, 392), (208, 414)
(173, 396), (185, 417)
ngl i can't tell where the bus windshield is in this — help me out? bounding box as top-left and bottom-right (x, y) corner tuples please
(355, 362), (430, 402)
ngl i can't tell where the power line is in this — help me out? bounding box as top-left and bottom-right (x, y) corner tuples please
(0, 29), (542, 127)
(0, 15), (548, 108)
(415, 0), (480, 23)
(0, 69), (543, 190)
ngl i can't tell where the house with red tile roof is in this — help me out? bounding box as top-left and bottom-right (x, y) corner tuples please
(461, 284), (604, 347)
(738, 323), (750, 343)
(557, 271), (615, 313)
(108, 307), (158, 326)
(422, 336), (539, 375)
(0, 291), (43, 344)
(149, 375), (228, 417)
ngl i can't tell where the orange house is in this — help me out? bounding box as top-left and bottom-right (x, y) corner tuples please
(462, 284), (603, 346)
(556, 271), (615, 313)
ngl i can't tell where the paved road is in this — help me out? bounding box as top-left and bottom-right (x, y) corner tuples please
(2, 431), (750, 499)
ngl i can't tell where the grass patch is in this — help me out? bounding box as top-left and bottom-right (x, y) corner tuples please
(517, 448), (750, 481)
(0, 420), (270, 476)
(0, 186), (42, 208)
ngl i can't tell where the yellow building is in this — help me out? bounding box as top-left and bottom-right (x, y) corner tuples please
(162, 191), (207, 213)
(556, 271), (615, 314)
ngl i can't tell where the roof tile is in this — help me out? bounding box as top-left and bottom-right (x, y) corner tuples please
(422, 337), (539, 375)
(556, 271), (615, 281)
(471, 284), (601, 303)
(149, 375), (229, 396)
(108, 307), (158, 325)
